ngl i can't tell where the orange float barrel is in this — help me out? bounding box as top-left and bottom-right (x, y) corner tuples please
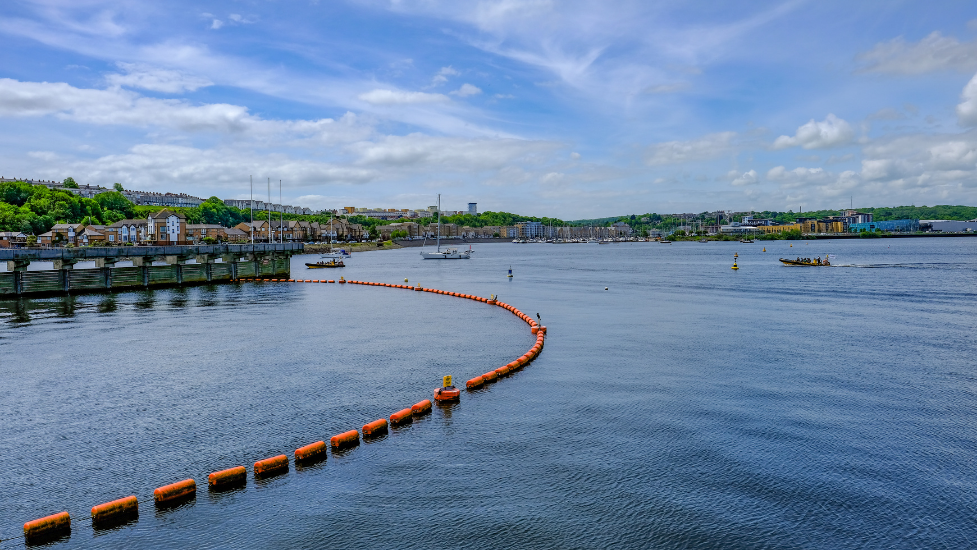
(254, 455), (289, 478)
(328, 280), (335, 283)
(482, 370), (498, 382)
(91, 496), (138, 528)
(331, 429), (360, 449)
(466, 375), (485, 389)
(531, 326), (539, 334)
(411, 399), (432, 415)
(154, 479), (196, 506)
(208, 466), (246, 491)
(24, 511), (70, 543)
(494, 366), (509, 377)
(390, 408), (413, 425)
(295, 441), (327, 464)
(363, 418), (388, 437)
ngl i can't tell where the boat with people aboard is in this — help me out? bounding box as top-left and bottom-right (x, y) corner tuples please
(779, 256), (830, 266)
(306, 258), (345, 268)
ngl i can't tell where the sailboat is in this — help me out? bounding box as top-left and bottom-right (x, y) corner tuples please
(421, 194), (472, 259)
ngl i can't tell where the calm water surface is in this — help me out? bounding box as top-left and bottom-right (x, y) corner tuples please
(1, 238), (976, 549)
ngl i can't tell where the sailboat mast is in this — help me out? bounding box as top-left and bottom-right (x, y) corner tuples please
(436, 193), (441, 252)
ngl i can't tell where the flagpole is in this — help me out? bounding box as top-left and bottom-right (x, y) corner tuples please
(250, 175), (254, 244)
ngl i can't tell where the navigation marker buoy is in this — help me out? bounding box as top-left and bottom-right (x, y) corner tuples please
(734, 252), (738, 258)
(732, 256), (739, 270)
(508, 266), (513, 278)
(762, 247), (766, 252)
(604, 287), (608, 290)
(404, 278), (408, 282)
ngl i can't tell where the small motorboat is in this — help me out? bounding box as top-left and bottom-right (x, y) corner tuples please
(779, 256), (830, 266)
(306, 259), (344, 268)
(434, 375), (460, 402)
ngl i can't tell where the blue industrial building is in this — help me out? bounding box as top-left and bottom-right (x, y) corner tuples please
(848, 219), (918, 233)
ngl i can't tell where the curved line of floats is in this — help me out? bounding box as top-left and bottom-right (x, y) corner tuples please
(14, 277), (546, 545)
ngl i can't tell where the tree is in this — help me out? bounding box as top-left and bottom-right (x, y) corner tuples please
(62, 177), (79, 189)
(114, 183), (124, 192)
(94, 192), (135, 219)
(25, 235), (37, 247)
(369, 226), (381, 240)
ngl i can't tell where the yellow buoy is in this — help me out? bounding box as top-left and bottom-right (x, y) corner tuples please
(731, 260), (739, 270)
(762, 247), (766, 252)
(404, 278), (408, 282)
(734, 252), (738, 258)
(790, 244), (793, 247)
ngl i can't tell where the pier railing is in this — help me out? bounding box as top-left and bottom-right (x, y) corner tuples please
(0, 243), (303, 296)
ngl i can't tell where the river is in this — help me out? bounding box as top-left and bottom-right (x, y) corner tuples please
(2, 238), (976, 549)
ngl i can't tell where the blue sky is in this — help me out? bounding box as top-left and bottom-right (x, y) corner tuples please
(1, 1), (977, 218)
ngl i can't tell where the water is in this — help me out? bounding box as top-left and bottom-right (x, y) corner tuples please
(2, 238), (976, 549)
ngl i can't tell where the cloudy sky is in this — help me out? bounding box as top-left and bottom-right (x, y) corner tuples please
(1, 1), (976, 218)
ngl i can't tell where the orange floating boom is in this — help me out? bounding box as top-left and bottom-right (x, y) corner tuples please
(154, 479), (196, 506)
(295, 441), (327, 463)
(209, 466), (247, 490)
(91, 495), (137, 528)
(24, 511), (71, 543)
(390, 408), (413, 425)
(363, 418), (389, 437)
(411, 399), (432, 415)
(331, 429), (360, 449)
(254, 455), (289, 478)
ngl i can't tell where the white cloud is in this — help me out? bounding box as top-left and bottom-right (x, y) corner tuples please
(644, 82), (691, 94)
(347, 134), (561, 170)
(431, 66), (460, 86)
(105, 63), (213, 94)
(67, 144), (379, 190)
(766, 166), (832, 188)
(957, 72), (977, 126)
(451, 83), (482, 97)
(494, 93), (515, 99)
(773, 114), (854, 150)
(228, 14), (257, 25)
(358, 88), (451, 105)
(570, 152), (580, 160)
(730, 169), (758, 186)
(645, 131), (736, 165)
(210, 19), (223, 30)
(0, 78), (374, 143)
(856, 32), (977, 75)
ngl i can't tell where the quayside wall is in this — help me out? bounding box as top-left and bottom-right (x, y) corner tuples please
(0, 244), (303, 297)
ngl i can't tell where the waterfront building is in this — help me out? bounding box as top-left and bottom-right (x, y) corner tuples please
(468, 203), (477, 215)
(186, 224), (226, 243)
(849, 219), (918, 233)
(107, 219), (149, 243)
(920, 220), (977, 232)
(49, 223), (86, 245)
(0, 232), (27, 248)
(147, 209), (187, 244)
(719, 222), (759, 235)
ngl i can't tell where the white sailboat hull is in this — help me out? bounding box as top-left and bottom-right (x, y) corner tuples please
(421, 250), (472, 259)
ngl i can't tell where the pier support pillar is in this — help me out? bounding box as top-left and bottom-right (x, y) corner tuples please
(6, 259), (29, 295)
(95, 257), (118, 288)
(222, 253), (243, 280)
(195, 254), (216, 282)
(53, 258), (78, 292)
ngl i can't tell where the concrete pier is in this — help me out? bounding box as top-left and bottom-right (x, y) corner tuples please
(0, 244), (302, 296)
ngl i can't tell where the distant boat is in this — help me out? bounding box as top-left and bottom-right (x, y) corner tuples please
(659, 239), (671, 244)
(421, 194), (472, 260)
(306, 259), (344, 268)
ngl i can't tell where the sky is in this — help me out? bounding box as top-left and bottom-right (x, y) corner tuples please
(1, 1), (977, 218)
